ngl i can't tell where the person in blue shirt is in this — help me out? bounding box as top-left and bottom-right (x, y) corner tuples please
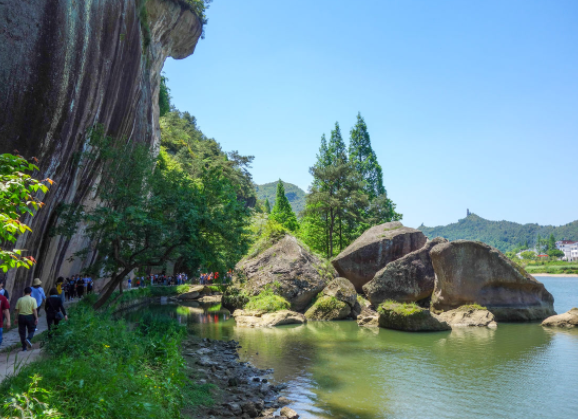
(31, 278), (46, 318)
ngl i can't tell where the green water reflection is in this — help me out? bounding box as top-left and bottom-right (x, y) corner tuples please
(134, 276), (578, 419)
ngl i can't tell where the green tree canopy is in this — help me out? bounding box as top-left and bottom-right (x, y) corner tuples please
(0, 153), (51, 272)
(270, 180), (299, 231)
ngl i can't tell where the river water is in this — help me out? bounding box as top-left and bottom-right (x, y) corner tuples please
(145, 276), (578, 419)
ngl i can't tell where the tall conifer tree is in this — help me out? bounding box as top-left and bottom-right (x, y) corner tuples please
(264, 198), (271, 214)
(349, 113), (385, 199)
(270, 180), (299, 231)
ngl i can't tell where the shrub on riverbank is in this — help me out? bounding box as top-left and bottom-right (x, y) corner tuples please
(244, 288), (290, 312)
(0, 295), (213, 418)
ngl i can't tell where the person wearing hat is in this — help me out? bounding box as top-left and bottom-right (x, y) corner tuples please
(30, 278), (46, 318)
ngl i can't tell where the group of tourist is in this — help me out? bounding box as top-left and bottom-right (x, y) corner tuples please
(199, 271), (233, 285)
(61, 275), (94, 301)
(0, 277), (68, 352)
(0, 269), (201, 353)
(127, 273), (190, 289)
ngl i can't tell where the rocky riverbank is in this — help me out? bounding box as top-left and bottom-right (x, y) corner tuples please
(182, 336), (300, 419)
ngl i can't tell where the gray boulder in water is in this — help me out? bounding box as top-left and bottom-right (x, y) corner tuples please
(377, 301), (451, 332)
(363, 237), (448, 306)
(331, 222), (427, 292)
(430, 240), (555, 322)
(541, 308), (578, 328)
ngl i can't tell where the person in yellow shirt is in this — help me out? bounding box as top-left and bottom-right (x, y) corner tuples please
(15, 287), (38, 351)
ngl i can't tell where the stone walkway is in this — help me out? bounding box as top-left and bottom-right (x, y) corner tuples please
(0, 297), (77, 383)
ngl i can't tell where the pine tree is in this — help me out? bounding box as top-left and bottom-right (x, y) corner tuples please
(348, 113), (401, 225)
(327, 122), (347, 165)
(264, 198), (271, 214)
(548, 233), (556, 251)
(349, 113), (385, 199)
(270, 180), (299, 231)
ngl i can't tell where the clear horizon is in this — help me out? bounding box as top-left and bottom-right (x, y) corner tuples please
(164, 0), (578, 229)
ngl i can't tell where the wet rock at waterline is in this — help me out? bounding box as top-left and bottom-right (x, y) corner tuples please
(331, 222), (427, 291)
(280, 407), (300, 419)
(233, 309), (306, 328)
(378, 302), (451, 332)
(363, 237), (448, 306)
(322, 277), (358, 307)
(541, 308), (578, 328)
(304, 296), (351, 321)
(436, 307), (498, 328)
(235, 235), (334, 311)
(182, 338), (298, 419)
(222, 285), (250, 312)
(430, 240), (555, 321)
(357, 307), (380, 327)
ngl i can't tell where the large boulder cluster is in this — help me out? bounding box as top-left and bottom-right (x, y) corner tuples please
(228, 224), (556, 332)
(331, 222), (556, 331)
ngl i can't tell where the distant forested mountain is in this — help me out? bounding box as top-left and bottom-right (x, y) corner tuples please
(256, 181), (306, 215)
(419, 213), (578, 252)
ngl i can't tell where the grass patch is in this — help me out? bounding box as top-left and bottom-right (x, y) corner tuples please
(378, 300), (423, 316)
(244, 288), (290, 312)
(0, 294), (212, 418)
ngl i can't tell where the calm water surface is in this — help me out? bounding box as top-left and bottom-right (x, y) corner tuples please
(152, 276), (578, 419)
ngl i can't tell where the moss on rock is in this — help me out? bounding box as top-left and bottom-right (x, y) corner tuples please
(304, 296), (350, 321)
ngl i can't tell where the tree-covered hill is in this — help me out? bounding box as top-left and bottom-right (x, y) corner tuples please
(255, 181), (306, 215)
(419, 213), (578, 252)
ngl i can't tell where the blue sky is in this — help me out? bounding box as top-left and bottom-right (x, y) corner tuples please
(164, 0), (578, 229)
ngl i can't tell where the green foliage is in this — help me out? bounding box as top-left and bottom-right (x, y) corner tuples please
(269, 180), (299, 231)
(419, 213), (578, 253)
(521, 251), (537, 260)
(547, 248), (565, 258)
(55, 108), (254, 308)
(0, 153), (51, 272)
(255, 181), (305, 215)
(300, 115), (400, 258)
(378, 301), (422, 316)
(305, 296), (347, 320)
(246, 219), (288, 258)
(1, 375), (62, 418)
(244, 288), (290, 312)
(0, 299), (210, 419)
(159, 74), (171, 117)
(264, 198), (271, 214)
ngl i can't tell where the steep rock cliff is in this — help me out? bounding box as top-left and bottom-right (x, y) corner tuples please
(0, 0), (202, 300)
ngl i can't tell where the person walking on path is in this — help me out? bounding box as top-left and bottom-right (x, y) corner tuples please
(0, 292), (10, 349)
(15, 287), (38, 351)
(76, 277), (85, 299)
(0, 280), (9, 301)
(45, 288), (68, 334)
(31, 278), (46, 318)
(56, 277), (65, 304)
(128, 277), (132, 289)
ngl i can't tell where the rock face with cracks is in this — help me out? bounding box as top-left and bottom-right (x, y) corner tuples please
(430, 240), (555, 321)
(0, 0), (203, 301)
(363, 237), (448, 306)
(236, 235), (334, 312)
(331, 222), (427, 291)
